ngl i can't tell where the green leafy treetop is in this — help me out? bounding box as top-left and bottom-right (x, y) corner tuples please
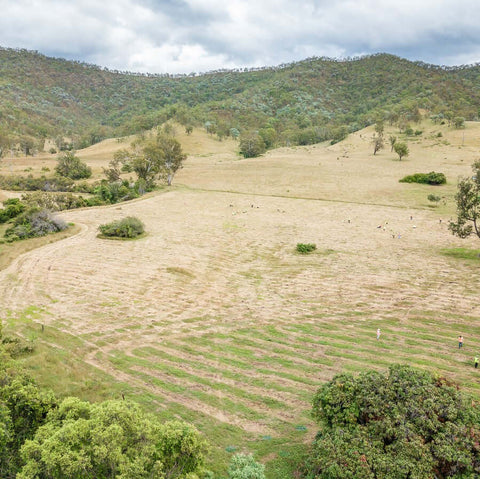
(303, 364), (480, 478)
(393, 141), (409, 161)
(54, 151), (92, 180)
(114, 131), (186, 188)
(449, 160), (480, 239)
(18, 397), (209, 479)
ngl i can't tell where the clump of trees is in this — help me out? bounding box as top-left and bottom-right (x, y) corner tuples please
(449, 160), (480, 239)
(114, 130), (186, 188)
(98, 216), (145, 239)
(399, 171), (446, 185)
(303, 364), (480, 478)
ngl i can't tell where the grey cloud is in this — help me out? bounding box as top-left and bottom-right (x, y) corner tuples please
(0, 0), (479, 73)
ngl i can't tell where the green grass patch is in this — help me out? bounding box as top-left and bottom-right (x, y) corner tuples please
(441, 247), (480, 261)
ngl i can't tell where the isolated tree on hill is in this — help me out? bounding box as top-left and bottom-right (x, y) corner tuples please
(303, 364), (480, 478)
(55, 151), (92, 179)
(153, 134), (187, 186)
(388, 135), (397, 152)
(393, 141), (409, 160)
(372, 134), (384, 155)
(374, 120), (384, 137)
(449, 160), (480, 240)
(453, 116), (466, 129)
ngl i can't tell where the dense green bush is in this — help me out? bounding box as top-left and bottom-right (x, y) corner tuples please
(54, 151), (92, 180)
(94, 180), (139, 204)
(304, 365), (480, 478)
(399, 171), (446, 185)
(239, 133), (266, 158)
(228, 453), (266, 479)
(0, 198), (26, 223)
(4, 207), (67, 241)
(98, 216), (145, 238)
(296, 243), (317, 254)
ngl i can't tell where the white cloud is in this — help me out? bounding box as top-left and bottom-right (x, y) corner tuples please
(0, 0), (479, 73)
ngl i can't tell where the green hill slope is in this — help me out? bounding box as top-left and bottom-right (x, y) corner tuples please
(1, 48), (479, 153)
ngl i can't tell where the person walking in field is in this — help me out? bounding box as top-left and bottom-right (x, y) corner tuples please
(458, 335), (464, 349)
(475, 357), (479, 369)
(377, 328), (381, 341)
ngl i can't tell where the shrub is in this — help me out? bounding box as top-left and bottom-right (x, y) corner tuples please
(296, 243), (317, 254)
(94, 180), (138, 204)
(228, 453), (266, 479)
(21, 192), (88, 211)
(98, 216), (145, 238)
(4, 208), (67, 241)
(0, 198), (26, 223)
(399, 171), (446, 185)
(0, 175), (75, 192)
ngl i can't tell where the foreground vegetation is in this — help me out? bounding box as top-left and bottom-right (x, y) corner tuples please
(3, 325), (479, 478)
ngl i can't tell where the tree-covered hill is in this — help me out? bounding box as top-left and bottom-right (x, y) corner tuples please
(1, 47), (480, 153)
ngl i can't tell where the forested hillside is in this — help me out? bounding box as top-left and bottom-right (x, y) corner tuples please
(1, 47), (480, 154)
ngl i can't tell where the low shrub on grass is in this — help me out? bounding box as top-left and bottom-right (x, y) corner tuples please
(296, 243), (317, 254)
(399, 172), (446, 185)
(98, 216), (145, 239)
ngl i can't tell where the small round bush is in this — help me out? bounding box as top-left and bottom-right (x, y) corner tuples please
(98, 216), (145, 239)
(296, 243), (317, 254)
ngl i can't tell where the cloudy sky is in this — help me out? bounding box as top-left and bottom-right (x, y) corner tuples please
(0, 0), (479, 74)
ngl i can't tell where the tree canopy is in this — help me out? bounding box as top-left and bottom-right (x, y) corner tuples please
(54, 151), (92, 180)
(18, 398), (208, 479)
(303, 364), (480, 478)
(114, 131), (186, 188)
(393, 142), (409, 161)
(449, 160), (480, 240)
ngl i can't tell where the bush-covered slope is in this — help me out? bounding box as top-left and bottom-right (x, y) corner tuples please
(1, 48), (480, 151)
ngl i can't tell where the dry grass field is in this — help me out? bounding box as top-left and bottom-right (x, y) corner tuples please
(1, 121), (480, 476)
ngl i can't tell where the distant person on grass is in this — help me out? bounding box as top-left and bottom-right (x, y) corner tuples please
(475, 356), (479, 369)
(377, 328), (381, 341)
(458, 335), (464, 349)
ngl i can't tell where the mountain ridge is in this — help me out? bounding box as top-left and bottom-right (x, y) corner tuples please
(0, 47), (479, 152)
